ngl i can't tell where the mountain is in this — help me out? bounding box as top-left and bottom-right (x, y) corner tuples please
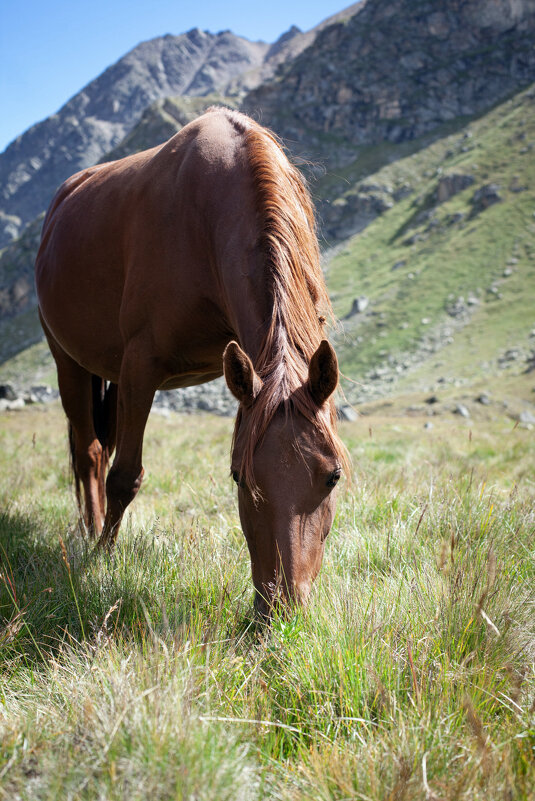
(244, 0), (535, 162)
(0, 4), (362, 248)
(0, 0), (534, 412)
(0, 29), (267, 246)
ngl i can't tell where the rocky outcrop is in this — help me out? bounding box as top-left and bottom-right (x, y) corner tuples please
(244, 0), (535, 161)
(470, 183), (503, 215)
(435, 173), (475, 203)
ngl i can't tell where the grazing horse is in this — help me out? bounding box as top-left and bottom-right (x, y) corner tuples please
(35, 107), (348, 614)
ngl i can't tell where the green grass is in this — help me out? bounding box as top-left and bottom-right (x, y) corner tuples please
(325, 85), (535, 395)
(0, 338), (56, 388)
(0, 404), (533, 799)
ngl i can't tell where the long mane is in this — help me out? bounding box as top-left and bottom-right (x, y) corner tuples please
(223, 110), (349, 491)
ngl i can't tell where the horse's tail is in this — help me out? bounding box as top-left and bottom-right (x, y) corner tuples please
(68, 376), (117, 514)
(91, 376), (117, 453)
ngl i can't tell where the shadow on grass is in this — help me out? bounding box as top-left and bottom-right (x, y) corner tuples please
(0, 508), (258, 667)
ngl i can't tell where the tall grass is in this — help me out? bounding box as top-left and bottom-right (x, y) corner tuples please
(0, 405), (533, 799)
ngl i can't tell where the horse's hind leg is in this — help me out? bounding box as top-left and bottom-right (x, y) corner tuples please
(43, 326), (108, 535)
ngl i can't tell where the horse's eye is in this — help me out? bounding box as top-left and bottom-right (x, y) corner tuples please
(232, 470), (240, 484)
(326, 469), (342, 488)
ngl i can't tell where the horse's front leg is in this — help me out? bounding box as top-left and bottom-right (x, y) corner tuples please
(98, 346), (162, 549)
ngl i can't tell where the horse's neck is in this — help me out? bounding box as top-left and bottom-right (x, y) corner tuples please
(223, 249), (275, 368)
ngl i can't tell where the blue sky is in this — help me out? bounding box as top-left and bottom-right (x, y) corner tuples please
(0, 0), (355, 153)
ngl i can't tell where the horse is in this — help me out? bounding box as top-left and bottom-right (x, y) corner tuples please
(35, 107), (348, 615)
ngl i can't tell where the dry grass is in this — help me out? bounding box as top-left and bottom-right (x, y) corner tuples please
(0, 403), (533, 799)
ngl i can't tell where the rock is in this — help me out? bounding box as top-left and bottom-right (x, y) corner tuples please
(0, 397), (25, 411)
(0, 383), (18, 401)
(519, 410), (535, 425)
(152, 377), (237, 417)
(424, 421), (434, 430)
(425, 395), (439, 404)
(454, 403), (470, 418)
(403, 233), (427, 246)
(471, 183), (502, 215)
(499, 348), (521, 366)
(391, 260), (406, 271)
(324, 185), (394, 240)
(446, 297), (469, 318)
(337, 404), (359, 422)
(346, 296), (369, 317)
(28, 385), (59, 403)
(446, 212), (465, 226)
(476, 393), (491, 405)
(435, 173), (474, 203)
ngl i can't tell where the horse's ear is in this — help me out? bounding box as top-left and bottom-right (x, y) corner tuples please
(223, 341), (262, 407)
(309, 340), (338, 406)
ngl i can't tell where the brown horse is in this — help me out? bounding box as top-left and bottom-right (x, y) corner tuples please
(35, 107), (348, 615)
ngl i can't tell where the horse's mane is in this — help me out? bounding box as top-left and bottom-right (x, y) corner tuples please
(220, 109), (349, 492)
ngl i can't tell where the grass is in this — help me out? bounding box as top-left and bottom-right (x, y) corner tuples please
(0, 403), (533, 799)
(324, 85), (535, 395)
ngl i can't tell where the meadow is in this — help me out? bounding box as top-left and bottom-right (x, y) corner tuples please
(0, 402), (533, 799)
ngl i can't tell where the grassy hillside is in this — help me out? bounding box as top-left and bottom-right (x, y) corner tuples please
(325, 85), (535, 408)
(0, 405), (533, 798)
(1, 86), (534, 417)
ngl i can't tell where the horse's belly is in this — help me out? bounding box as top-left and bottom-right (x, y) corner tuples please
(159, 369), (223, 390)
(37, 261), (124, 381)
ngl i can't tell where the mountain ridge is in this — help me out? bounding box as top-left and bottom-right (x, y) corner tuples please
(0, 4), (364, 248)
(244, 0), (535, 163)
(0, 28), (269, 245)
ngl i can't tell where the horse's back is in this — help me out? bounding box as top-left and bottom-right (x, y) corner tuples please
(35, 108), (260, 383)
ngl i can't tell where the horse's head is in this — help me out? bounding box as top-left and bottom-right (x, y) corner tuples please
(224, 339), (343, 617)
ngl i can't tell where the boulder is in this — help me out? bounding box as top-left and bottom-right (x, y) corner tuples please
(346, 296), (369, 317)
(454, 403), (470, 418)
(471, 184), (502, 215)
(435, 173), (475, 203)
(337, 405), (359, 422)
(0, 383), (17, 401)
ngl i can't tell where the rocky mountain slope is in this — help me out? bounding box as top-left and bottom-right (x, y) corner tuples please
(245, 0), (535, 163)
(0, 4), (361, 249)
(0, 29), (267, 246)
(325, 83), (535, 417)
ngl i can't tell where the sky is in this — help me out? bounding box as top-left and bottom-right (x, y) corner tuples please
(0, 0), (355, 153)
